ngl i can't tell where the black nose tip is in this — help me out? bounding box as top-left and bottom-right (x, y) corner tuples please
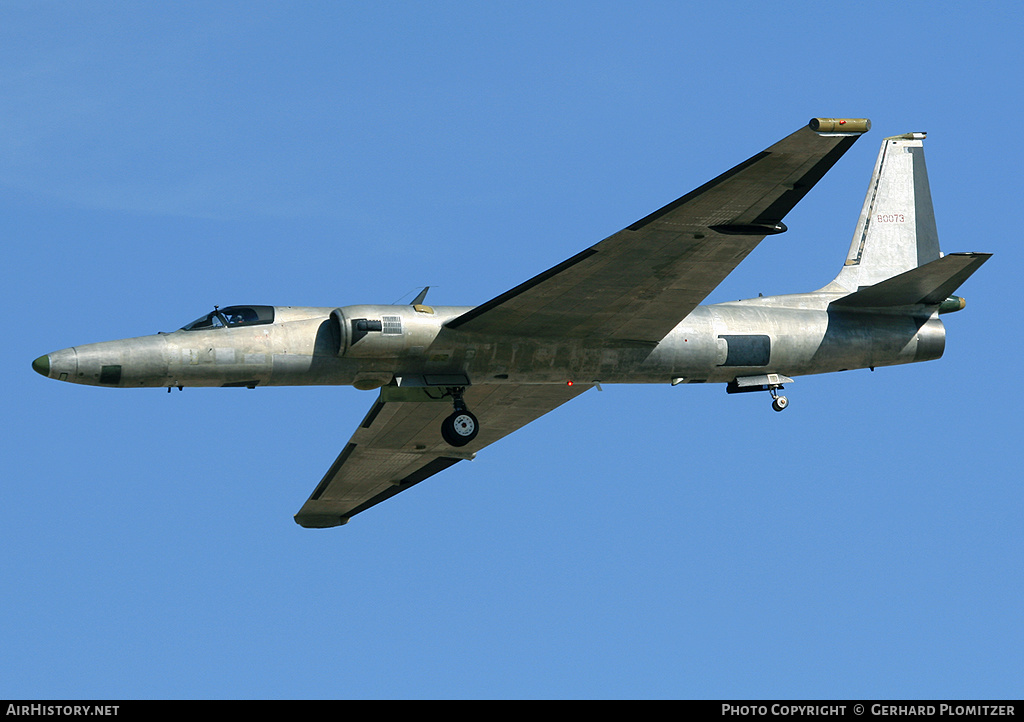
(32, 355), (50, 377)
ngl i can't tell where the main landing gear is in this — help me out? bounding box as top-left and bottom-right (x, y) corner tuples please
(440, 387), (479, 447)
(770, 388), (789, 412)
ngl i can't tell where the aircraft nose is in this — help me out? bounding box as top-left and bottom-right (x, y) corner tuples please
(32, 354), (50, 377)
(34, 347), (78, 382)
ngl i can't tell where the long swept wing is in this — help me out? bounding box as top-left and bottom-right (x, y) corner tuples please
(446, 118), (870, 344)
(294, 383), (591, 528)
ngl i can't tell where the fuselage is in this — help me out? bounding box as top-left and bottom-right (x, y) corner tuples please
(33, 294), (946, 392)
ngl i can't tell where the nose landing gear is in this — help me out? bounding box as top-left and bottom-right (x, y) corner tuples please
(770, 388), (789, 412)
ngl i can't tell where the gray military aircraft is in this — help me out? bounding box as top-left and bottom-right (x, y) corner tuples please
(33, 118), (990, 528)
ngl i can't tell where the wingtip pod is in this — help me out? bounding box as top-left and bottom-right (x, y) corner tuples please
(294, 513), (348, 528)
(809, 118), (871, 134)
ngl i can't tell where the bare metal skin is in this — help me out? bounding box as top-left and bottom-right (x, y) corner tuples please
(33, 120), (990, 528)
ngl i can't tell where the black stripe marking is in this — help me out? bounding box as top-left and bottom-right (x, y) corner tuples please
(627, 151), (770, 231)
(310, 443), (357, 501)
(445, 248), (598, 329)
(752, 136), (857, 224)
(343, 457), (463, 518)
(361, 401), (385, 428)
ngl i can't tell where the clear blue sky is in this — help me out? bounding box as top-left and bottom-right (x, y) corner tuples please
(3, 1), (1021, 699)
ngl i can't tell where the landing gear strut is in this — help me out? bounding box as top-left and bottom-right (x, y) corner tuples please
(440, 387), (479, 447)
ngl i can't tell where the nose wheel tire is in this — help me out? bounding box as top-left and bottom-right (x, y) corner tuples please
(442, 410), (479, 447)
(771, 395), (789, 412)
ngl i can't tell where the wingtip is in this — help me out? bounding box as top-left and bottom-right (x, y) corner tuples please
(294, 513), (349, 528)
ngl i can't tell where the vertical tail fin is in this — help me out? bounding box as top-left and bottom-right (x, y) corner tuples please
(831, 133), (941, 292)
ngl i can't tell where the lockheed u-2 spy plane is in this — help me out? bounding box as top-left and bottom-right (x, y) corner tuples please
(33, 118), (990, 528)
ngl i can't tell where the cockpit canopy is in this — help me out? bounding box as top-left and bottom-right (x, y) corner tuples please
(181, 305), (275, 331)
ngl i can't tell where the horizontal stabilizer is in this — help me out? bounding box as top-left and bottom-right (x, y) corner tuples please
(831, 252), (991, 308)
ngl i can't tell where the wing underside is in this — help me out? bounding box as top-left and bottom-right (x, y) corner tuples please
(446, 119), (869, 344)
(294, 383), (591, 527)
